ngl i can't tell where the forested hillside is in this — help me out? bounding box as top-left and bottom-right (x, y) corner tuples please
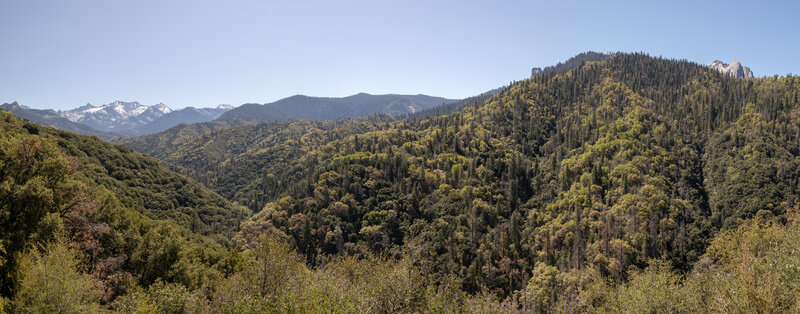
(122, 53), (800, 311)
(0, 109), (248, 308)
(5, 53), (800, 312)
(0, 109), (518, 313)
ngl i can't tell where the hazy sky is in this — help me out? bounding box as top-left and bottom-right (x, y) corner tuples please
(1, 0), (797, 110)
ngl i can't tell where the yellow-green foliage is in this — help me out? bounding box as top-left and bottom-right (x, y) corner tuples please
(13, 242), (101, 313)
(0, 110), (240, 304)
(594, 214), (800, 313)
(190, 236), (475, 313)
(689, 214), (800, 312)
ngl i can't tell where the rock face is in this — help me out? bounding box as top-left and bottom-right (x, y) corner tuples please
(707, 60), (754, 78)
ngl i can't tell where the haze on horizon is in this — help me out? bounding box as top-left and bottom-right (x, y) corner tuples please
(1, 0), (798, 110)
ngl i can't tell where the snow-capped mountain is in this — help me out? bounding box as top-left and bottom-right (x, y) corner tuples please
(59, 101), (173, 133)
(58, 101), (234, 136)
(1, 102), (122, 140)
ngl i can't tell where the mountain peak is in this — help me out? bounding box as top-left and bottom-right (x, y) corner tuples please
(3, 101), (25, 109)
(1, 102), (23, 111)
(707, 59), (754, 78)
(153, 103), (173, 114)
(109, 101), (142, 108)
(59, 101), (173, 132)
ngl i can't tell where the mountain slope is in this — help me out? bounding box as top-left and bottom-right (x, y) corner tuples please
(135, 105), (233, 135)
(134, 53), (800, 306)
(1, 102), (122, 140)
(9, 52), (800, 311)
(0, 109), (250, 302)
(240, 53), (800, 298)
(0, 109), (249, 243)
(118, 119), (247, 157)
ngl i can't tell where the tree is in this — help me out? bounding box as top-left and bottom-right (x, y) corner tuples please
(13, 242), (101, 313)
(0, 135), (74, 294)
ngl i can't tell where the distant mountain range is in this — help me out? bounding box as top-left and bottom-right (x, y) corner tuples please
(217, 93), (457, 124)
(3, 93), (455, 139)
(0, 102), (123, 140)
(58, 101), (233, 136)
(59, 101), (173, 133)
(3, 54), (757, 143)
(120, 93), (459, 153)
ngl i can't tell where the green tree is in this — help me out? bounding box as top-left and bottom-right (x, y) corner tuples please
(13, 242), (101, 313)
(0, 134), (74, 294)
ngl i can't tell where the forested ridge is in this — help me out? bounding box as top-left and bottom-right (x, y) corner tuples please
(3, 53), (800, 312)
(135, 53), (800, 310)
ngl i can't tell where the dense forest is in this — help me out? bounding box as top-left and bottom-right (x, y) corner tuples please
(3, 53), (800, 312)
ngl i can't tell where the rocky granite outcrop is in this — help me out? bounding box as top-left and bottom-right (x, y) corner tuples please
(707, 60), (754, 78)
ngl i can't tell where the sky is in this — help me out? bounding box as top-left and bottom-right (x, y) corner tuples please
(1, 0), (798, 110)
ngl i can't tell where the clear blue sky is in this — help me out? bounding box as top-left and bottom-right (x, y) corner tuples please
(1, 0), (797, 110)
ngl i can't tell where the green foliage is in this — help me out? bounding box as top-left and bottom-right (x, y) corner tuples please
(209, 236), (481, 313)
(0, 110), (237, 303)
(0, 132), (74, 293)
(112, 281), (196, 314)
(12, 242), (102, 313)
(704, 103), (797, 228)
(690, 213), (800, 312)
(521, 262), (560, 312)
(1, 109), (249, 243)
(116, 53), (800, 309)
(5, 52), (800, 311)
(590, 213), (800, 313)
(601, 259), (690, 312)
